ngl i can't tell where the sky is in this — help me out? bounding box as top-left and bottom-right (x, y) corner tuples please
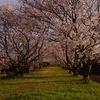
(0, 0), (17, 6)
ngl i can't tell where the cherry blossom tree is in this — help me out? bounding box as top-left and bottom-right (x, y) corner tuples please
(0, 4), (46, 75)
(0, 0), (100, 80)
(22, 0), (100, 80)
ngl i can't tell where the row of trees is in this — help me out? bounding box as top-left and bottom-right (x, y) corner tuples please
(0, 0), (100, 80)
(0, 4), (50, 75)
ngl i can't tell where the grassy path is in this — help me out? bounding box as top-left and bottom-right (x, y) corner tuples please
(0, 66), (100, 100)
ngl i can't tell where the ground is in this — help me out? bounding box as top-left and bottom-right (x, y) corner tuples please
(90, 75), (100, 83)
(0, 66), (100, 100)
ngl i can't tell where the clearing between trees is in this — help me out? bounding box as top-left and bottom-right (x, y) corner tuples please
(0, 66), (100, 100)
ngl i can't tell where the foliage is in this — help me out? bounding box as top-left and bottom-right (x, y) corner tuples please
(0, 0), (100, 80)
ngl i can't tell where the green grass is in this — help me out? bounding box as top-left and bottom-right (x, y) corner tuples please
(0, 65), (100, 100)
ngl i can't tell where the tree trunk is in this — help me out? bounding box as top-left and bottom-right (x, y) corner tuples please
(73, 70), (78, 76)
(69, 68), (72, 73)
(83, 64), (92, 81)
(0, 74), (1, 80)
(73, 66), (79, 76)
(83, 70), (90, 81)
(17, 66), (23, 76)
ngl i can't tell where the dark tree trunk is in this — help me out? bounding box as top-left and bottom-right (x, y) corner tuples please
(73, 70), (78, 76)
(69, 68), (72, 73)
(18, 69), (23, 75)
(83, 69), (90, 80)
(0, 74), (1, 80)
(16, 65), (23, 76)
(73, 66), (79, 76)
(83, 65), (91, 81)
(82, 60), (92, 81)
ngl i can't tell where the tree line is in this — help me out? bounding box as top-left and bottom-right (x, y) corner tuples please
(0, 0), (100, 81)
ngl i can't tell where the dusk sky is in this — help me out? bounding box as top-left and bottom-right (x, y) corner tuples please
(0, 0), (17, 5)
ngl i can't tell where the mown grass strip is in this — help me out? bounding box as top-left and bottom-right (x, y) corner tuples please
(0, 66), (100, 100)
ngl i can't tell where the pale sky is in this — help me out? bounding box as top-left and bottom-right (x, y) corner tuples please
(0, 0), (17, 5)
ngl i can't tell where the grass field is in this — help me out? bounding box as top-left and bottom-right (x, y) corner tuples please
(0, 65), (100, 100)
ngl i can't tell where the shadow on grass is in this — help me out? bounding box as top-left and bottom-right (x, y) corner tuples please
(21, 75), (73, 79)
(4, 78), (87, 86)
(1, 73), (88, 84)
(1, 74), (20, 80)
(72, 79), (90, 84)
